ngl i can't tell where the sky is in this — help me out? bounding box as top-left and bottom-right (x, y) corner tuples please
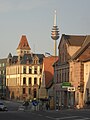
(0, 0), (90, 58)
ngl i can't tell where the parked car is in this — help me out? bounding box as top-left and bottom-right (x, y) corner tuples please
(18, 105), (25, 111)
(0, 102), (8, 111)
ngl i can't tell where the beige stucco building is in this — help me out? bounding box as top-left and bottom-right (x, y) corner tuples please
(6, 35), (44, 100)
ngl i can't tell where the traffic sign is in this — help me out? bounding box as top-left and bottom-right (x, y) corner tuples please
(67, 87), (75, 92)
(32, 100), (38, 106)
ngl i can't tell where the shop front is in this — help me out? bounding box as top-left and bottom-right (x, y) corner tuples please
(55, 82), (75, 109)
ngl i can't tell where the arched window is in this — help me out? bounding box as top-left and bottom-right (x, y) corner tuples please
(34, 77), (37, 84)
(23, 77), (26, 84)
(29, 77), (32, 84)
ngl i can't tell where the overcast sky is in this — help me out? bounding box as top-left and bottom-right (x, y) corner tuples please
(0, 0), (90, 58)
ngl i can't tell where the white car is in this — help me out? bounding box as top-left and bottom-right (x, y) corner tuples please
(18, 105), (25, 111)
(0, 102), (8, 111)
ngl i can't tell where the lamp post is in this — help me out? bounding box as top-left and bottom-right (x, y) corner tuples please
(51, 10), (59, 110)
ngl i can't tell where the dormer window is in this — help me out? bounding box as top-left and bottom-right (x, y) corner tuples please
(33, 59), (38, 64)
(33, 56), (39, 64)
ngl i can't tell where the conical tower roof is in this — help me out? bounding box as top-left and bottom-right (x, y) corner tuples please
(17, 35), (31, 50)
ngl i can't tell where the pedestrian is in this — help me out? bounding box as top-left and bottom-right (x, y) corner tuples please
(46, 103), (49, 110)
(23, 101), (29, 110)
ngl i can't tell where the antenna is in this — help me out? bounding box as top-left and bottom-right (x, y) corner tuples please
(54, 10), (57, 26)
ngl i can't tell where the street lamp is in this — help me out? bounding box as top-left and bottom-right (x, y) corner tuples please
(51, 10), (59, 110)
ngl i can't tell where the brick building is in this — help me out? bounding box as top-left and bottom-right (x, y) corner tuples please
(54, 34), (90, 109)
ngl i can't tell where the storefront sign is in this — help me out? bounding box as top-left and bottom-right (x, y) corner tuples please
(61, 82), (71, 88)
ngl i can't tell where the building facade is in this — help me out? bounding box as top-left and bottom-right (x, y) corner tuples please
(6, 35), (44, 100)
(54, 34), (90, 109)
(40, 56), (58, 109)
(0, 58), (7, 98)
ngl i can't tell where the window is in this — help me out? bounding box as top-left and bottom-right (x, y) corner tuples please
(39, 78), (41, 86)
(23, 88), (26, 94)
(34, 77), (37, 84)
(2, 70), (4, 74)
(59, 70), (61, 83)
(34, 67), (37, 74)
(56, 71), (59, 83)
(23, 66), (26, 74)
(29, 67), (32, 74)
(28, 88), (31, 94)
(33, 60), (38, 64)
(1, 70), (3, 74)
(33, 88), (36, 98)
(23, 77), (26, 84)
(29, 77), (32, 84)
(2, 63), (5, 67)
(65, 71), (66, 82)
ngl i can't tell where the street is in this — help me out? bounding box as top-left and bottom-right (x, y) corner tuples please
(0, 109), (90, 120)
(0, 100), (90, 120)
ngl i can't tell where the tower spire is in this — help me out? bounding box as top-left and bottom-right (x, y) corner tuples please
(51, 10), (59, 56)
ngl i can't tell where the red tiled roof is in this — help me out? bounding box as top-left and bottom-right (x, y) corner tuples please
(17, 35), (31, 50)
(43, 56), (58, 86)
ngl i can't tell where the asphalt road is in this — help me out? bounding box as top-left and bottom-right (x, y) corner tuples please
(0, 100), (90, 120)
(2, 100), (22, 111)
(0, 109), (90, 120)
